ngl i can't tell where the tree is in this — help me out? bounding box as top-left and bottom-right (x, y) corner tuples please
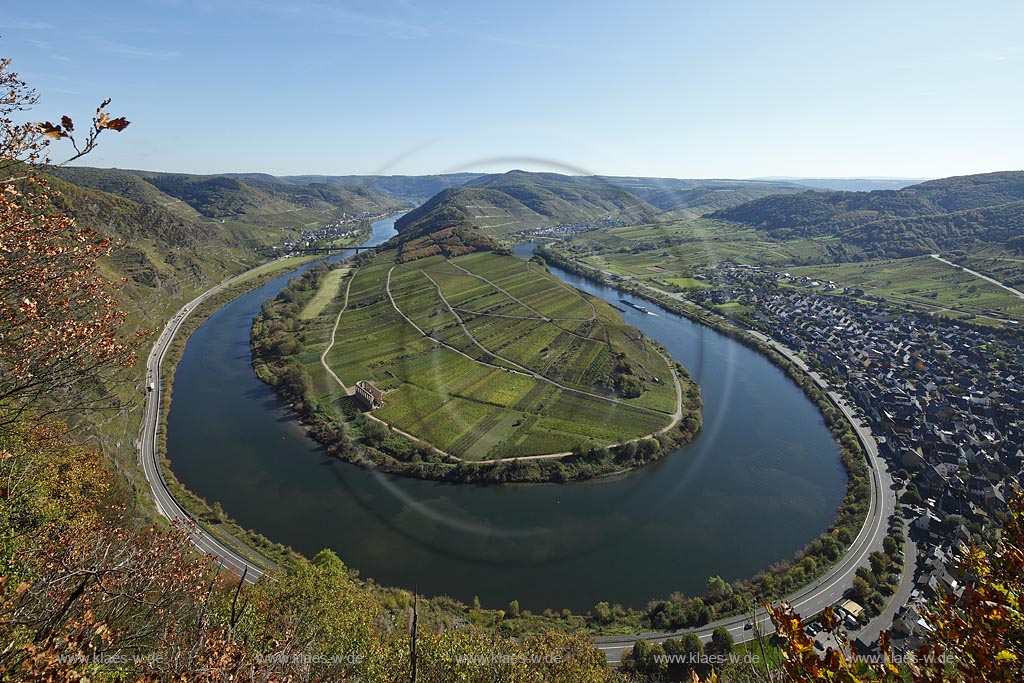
(851, 575), (872, 604)
(508, 599), (520, 619)
(707, 626), (733, 656)
(868, 550), (890, 576)
(623, 639), (667, 677)
(680, 632), (704, 659)
(706, 575), (732, 603)
(0, 57), (134, 425)
(591, 601), (612, 625)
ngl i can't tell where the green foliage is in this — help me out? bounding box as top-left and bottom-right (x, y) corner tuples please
(713, 171), (1024, 258)
(252, 246), (698, 483)
(707, 627), (734, 656)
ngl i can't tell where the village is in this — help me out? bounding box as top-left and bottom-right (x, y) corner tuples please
(519, 216), (628, 240)
(683, 262), (1023, 654)
(277, 210), (391, 254)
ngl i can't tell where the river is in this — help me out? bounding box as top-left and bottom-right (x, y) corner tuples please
(165, 216), (845, 611)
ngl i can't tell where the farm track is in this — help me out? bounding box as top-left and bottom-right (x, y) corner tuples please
(315, 260), (685, 463)
(319, 270), (357, 396)
(404, 266), (670, 416)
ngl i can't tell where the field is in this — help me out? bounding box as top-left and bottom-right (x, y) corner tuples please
(558, 218), (1024, 326)
(299, 267), (348, 320)
(572, 218), (834, 273)
(313, 251), (682, 459)
(784, 256), (1024, 323)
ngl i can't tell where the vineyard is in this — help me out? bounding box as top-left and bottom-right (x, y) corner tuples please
(319, 251), (682, 459)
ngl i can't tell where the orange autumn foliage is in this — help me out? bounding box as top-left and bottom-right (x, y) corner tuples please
(0, 57), (135, 421)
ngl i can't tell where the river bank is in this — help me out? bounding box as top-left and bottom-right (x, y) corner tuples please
(250, 248), (703, 485)
(165, 216), (846, 613)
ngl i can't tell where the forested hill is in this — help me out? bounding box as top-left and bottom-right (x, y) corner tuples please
(392, 171), (657, 243)
(277, 172), (483, 203)
(595, 176), (807, 213)
(55, 167), (400, 220)
(710, 170), (1024, 257)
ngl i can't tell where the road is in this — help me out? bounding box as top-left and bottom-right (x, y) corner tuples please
(140, 249), (900, 658)
(931, 253), (1024, 300)
(137, 260), (296, 582)
(590, 280), (898, 663)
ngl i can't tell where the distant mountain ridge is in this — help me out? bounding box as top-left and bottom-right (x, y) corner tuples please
(756, 177), (928, 192)
(712, 171), (1024, 257)
(274, 173), (483, 202)
(387, 171), (812, 260)
(238, 170), (809, 214)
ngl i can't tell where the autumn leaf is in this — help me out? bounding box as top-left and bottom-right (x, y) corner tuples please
(60, 115), (74, 132)
(34, 121), (67, 139)
(101, 116), (130, 131)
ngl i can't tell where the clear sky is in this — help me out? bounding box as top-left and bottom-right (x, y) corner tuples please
(2, 0), (1022, 179)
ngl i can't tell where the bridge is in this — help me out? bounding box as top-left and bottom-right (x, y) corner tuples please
(259, 245), (369, 257)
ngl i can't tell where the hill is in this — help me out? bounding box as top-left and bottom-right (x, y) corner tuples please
(389, 171), (662, 260)
(597, 176), (808, 213)
(757, 177), (928, 192)
(388, 173), (818, 255)
(711, 170), (1024, 257)
(278, 172), (483, 202)
(461, 170), (659, 223)
(391, 184), (552, 250)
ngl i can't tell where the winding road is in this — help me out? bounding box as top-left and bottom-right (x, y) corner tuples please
(589, 278), (898, 663)
(138, 262), (288, 583)
(138, 244), (898, 663)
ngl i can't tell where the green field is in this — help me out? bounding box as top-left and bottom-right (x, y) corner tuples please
(784, 256), (1024, 323)
(571, 218), (833, 271)
(556, 217), (1024, 326)
(315, 251), (682, 459)
(299, 267), (348, 320)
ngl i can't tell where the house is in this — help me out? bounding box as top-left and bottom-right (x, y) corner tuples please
(839, 599), (865, 621)
(354, 380), (384, 410)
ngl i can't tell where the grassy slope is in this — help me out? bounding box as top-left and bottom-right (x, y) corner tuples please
(783, 256), (1024, 322)
(43, 169), (398, 518)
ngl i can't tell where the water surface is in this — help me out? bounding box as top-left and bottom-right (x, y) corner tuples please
(166, 220), (845, 611)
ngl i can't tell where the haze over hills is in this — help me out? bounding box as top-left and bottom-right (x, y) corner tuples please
(274, 173), (484, 203)
(390, 171), (813, 249)
(712, 170), (1024, 258)
(756, 177), (929, 192)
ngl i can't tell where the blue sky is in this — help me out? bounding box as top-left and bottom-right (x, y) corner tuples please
(3, 1), (1022, 179)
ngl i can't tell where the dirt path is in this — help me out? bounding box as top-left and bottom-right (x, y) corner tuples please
(320, 271), (356, 396)
(316, 264), (686, 466)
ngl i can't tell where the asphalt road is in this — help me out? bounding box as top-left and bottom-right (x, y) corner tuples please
(591, 284), (898, 664)
(137, 261), (292, 583)
(137, 254), (899, 660)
